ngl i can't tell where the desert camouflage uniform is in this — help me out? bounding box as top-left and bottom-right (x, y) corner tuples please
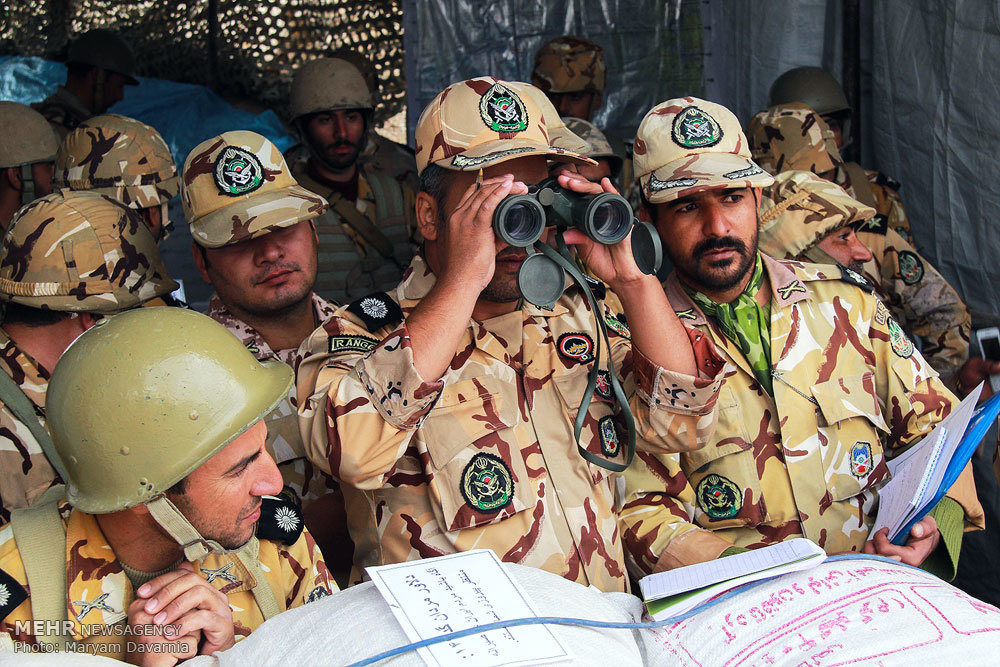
(0, 331), (57, 524)
(0, 498), (335, 656)
(621, 255), (984, 574)
(207, 292), (339, 505)
(297, 255), (725, 592)
(31, 87), (92, 140)
(748, 104), (969, 384)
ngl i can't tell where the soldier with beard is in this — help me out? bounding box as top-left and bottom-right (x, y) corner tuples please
(287, 56), (418, 304)
(620, 97), (983, 578)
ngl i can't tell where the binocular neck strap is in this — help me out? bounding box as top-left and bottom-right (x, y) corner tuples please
(533, 237), (635, 473)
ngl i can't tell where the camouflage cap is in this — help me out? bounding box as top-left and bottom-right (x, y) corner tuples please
(0, 189), (178, 312)
(531, 35), (606, 94)
(507, 82), (590, 153)
(55, 114), (178, 209)
(0, 101), (60, 168)
(289, 57), (374, 121)
(180, 131), (329, 248)
(562, 116), (622, 176)
(746, 102), (843, 176)
(758, 170), (875, 259)
(414, 77), (594, 175)
(633, 96), (773, 205)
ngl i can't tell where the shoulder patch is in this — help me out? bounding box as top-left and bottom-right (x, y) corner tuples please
(897, 250), (924, 285)
(853, 214), (888, 236)
(0, 569), (28, 623)
(256, 491), (304, 546)
(583, 275), (607, 300)
(838, 265), (874, 293)
(887, 318), (914, 358)
(346, 292), (404, 333)
(328, 335), (379, 355)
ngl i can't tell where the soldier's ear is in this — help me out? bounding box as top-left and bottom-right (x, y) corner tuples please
(415, 191), (440, 241)
(4, 167), (20, 190)
(191, 242), (213, 283)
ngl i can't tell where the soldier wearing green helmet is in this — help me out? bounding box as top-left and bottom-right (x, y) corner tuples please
(0, 102), (59, 230)
(0, 308), (335, 658)
(32, 29), (140, 140)
(0, 189), (177, 526)
(287, 54), (420, 305)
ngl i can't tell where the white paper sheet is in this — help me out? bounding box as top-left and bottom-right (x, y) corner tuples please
(366, 550), (572, 667)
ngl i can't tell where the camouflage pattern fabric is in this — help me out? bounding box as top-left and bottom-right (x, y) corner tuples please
(296, 255), (726, 592)
(0, 330), (58, 523)
(835, 163), (914, 244)
(633, 97), (773, 206)
(0, 190), (177, 313)
(506, 82), (591, 155)
(413, 77), (592, 175)
(857, 227), (971, 387)
(181, 131), (329, 249)
(621, 254), (984, 575)
(55, 114), (179, 209)
(531, 35), (606, 94)
(207, 291), (339, 505)
(31, 86), (92, 140)
(0, 498), (336, 656)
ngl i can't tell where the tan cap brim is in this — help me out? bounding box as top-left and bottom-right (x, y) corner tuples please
(435, 138), (596, 172)
(192, 184), (329, 248)
(548, 126), (591, 154)
(642, 153), (774, 204)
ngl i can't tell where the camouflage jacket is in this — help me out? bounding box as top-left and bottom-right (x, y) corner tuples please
(834, 164), (913, 245)
(855, 225), (971, 388)
(0, 329), (58, 524)
(207, 293), (338, 505)
(0, 498), (335, 657)
(621, 255), (984, 575)
(30, 86), (91, 140)
(296, 256), (724, 592)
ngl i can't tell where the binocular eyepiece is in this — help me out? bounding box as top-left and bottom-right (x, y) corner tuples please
(493, 178), (634, 248)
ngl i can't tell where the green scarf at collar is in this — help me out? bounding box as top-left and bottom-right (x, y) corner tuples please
(683, 253), (774, 396)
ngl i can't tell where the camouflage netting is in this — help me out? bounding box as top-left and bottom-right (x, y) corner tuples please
(0, 0), (407, 136)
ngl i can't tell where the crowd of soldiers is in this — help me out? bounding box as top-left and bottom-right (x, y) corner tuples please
(0, 27), (996, 663)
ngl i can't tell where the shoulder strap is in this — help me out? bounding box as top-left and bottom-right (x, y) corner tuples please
(843, 162), (879, 209)
(0, 369), (66, 481)
(10, 499), (69, 649)
(326, 191), (396, 260)
(365, 170), (405, 222)
(233, 537), (282, 621)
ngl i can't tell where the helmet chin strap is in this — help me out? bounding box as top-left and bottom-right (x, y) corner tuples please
(19, 164), (35, 207)
(145, 494), (229, 561)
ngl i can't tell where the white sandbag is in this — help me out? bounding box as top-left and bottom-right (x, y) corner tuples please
(639, 556), (1000, 664)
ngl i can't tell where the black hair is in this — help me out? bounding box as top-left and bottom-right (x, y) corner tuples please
(419, 163), (451, 213)
(2, 303), (72, 327)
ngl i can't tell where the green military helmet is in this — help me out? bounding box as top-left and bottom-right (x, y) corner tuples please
(769, 66), (849, 116)
(289, 57), (374, 122)
(0, 189), (177, 312)
(0, 102), (60, 169)
(67, 28), (139, 85)
(46, 307), (292, 515)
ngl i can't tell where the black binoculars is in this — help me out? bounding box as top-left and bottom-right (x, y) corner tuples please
(492, 177), (634, 247)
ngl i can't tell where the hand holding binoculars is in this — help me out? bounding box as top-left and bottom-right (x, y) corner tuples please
(493, 177), (663, 308)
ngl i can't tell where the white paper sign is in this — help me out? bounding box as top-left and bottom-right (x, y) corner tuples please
(366, 550), (572, 667)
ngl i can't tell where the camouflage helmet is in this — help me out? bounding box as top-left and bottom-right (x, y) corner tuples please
(0, 190), (177, 312)
(746, 102), (843, 176)
(181, 130), (329, 248)
(415, 77), (593, 175)
(289, 57), (374, 121)
(562, 116), (622, 178)
(507, 81), (590, 154)
(633, 96), (773, 205)
(0, 102), (60, 168)
(67, 28), (139, 85)
(46, 307), (292, 515)
(769, 66), (850, 116)
(758, 170), (875, 260)
(55, 114), (178, 209)
(531, 35), (606, 94)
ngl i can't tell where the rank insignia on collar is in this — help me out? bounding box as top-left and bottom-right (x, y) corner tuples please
(73, 592), (116, 623)
(675, 308), (697, 320)
(897, 250), (924, 285)
(346, 292), (404, 333)
(887, 318), (914, 358)
(838, 265), (874, 293)
(202, 562), (239, 585)
(460, 453), (514, 514)
(853, 214), (888, 236)
(0, 569), (27, 622)
(598, 416), (620, 457)
(850, 441), (873, 478)
(595, 369), (613, 400)
(672, 106), (724, 149)
(777, 280), (807, 300)
(557, 332), (595, 364)
(257, 491), (304, 545)
(696, 473), (742, 520)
